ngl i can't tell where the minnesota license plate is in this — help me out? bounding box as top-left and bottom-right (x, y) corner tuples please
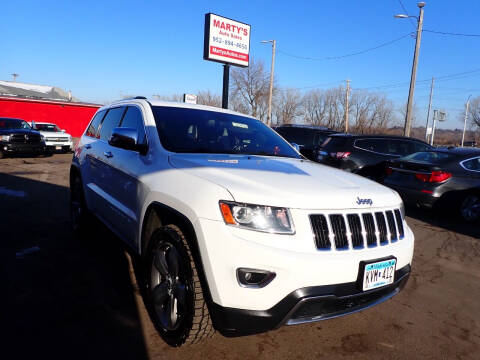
(362, 258), (396, 291)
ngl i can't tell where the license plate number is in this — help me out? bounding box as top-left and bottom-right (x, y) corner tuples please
(363, 259), (396, 291)
(55, 146), (62, 149)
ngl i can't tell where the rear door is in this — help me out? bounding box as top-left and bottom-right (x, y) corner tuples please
(87, 106), (126, 225)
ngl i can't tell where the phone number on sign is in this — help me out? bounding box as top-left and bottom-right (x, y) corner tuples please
(212, 37), (247, 50)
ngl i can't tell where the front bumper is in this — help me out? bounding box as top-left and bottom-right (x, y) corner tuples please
(211, 265), (410, 336)
(45, 140), (73, 151)
(1, 141), (46, 154)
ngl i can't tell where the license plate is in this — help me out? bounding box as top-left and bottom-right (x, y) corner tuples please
(55, 146), (61, 150)
(362, 258), (396, 291)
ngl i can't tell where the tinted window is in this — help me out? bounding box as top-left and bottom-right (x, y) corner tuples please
(151, 106), (300, 158)
(412, 141), (432, 153)
(355, 139), (387, 154)
(0, 119), (31, 130)
(462, 157), (480, 171)
(34, 123), (61, 132)
(321, 136), (349, 151)
(385, 140), (411, 156)
(99, 107), (125, 141)
(120, 106), (146, 144)
(86, 110), (106, 138)
(275, 128), (315, 147)
(402, 151), (456, 164)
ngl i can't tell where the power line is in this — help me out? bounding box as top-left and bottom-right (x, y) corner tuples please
(397, 0), (417, 30)
(423, 29), (480, 37)
(277, 32), (413, 61)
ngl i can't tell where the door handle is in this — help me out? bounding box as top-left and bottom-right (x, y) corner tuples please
(84, 144), (91, 149)
(103, 151), (113, 158)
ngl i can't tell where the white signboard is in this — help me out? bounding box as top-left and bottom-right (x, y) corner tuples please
(204, 13), (250, 67)
(183, 94), (197, 104)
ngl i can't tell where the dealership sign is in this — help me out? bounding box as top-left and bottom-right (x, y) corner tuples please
(204, 13), (250, 67)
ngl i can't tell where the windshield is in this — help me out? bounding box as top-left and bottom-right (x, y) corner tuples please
(151, 106), (301, 158)
(0, 119), (32, 130)
(401, 151), (457, 164)
(34, 123), (61, 132)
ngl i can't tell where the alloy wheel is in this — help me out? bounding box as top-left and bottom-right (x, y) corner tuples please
(460, 195), (480, 222)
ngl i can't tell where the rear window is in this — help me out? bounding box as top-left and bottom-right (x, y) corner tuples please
(461, 157), (480, 171)
(321, 136), (349, 151)
(275, 128), (315, 148)
(401, 151), (457, 164)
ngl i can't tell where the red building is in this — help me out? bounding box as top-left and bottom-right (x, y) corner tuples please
(0, 96), (100, 137)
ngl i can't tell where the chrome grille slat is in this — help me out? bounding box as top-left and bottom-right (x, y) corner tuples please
(386, 210), (398, 242)
(394, 209), (404, 239)
(347, 214), (363, 249)
(329, 214), (348, 250)
(375, 212), (388, 245)
(310, 208), (405, 251)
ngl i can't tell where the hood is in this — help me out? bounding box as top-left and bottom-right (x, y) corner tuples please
(168, 154), (401, 210)
(0, 128), (41, 136)
(39, 130), (70, 137)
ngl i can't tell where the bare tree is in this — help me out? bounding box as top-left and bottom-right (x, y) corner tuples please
(197, 90), (222, 108)
(350, 91), (395, 134)
(230, 58), (272, 121)
(275, 88), (303, 125)
(302, 87), (345, 130)
(468, 96), (480, 128)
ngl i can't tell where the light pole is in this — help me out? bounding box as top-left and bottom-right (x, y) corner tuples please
(261, 40), (276, 127)
(395, 2), (426, 137)
(462, 95), (472, 147)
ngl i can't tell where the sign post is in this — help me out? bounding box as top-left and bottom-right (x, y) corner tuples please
(204, 13), (251, 109)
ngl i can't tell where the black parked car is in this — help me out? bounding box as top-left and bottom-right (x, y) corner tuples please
(274, 124), (336, 161)
(383, 148), (480, 221)
(0, 117), (46, 158)
(317, 134), (433, 180)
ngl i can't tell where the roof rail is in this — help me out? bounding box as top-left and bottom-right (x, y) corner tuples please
(122, 96), (147, 100)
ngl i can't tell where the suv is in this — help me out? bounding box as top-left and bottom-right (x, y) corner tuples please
(275, 124), (336, 161)
(0, 117), (46, 158)
(31, 122), (73, 153)
(70, 99), (414, 347)
(317, 134), (433, 180)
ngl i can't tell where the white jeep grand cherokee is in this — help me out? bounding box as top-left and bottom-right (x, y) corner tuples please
(70, 98), (414, 347)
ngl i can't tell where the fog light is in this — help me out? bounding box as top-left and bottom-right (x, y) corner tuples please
(237, 268), (276, 288)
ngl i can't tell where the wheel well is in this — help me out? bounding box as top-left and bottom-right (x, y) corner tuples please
(141, 202), (214, 307)
(69, 165), (80, 186)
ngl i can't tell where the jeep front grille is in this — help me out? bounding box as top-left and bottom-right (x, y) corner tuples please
(310, 208), (404, 250)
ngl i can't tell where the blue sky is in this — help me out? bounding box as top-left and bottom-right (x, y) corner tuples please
(1, 0), (479, 130)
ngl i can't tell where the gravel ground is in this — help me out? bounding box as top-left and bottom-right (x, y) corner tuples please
(2, 153), (479, 359)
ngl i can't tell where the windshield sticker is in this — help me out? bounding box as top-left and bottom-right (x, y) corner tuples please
(208, 159), (239, 164)
(232, 122), (248, 129)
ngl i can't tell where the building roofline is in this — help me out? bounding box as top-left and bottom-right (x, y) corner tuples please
(0, 95), (102, 108)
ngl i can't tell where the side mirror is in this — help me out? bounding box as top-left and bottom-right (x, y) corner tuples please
(109, 127), (147, 154)
(291, 143), (301, 152)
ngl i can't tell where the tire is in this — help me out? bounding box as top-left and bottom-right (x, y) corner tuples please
(0, 151), (4, 159)
(70, 175), (92, 235)
(459, 193), (480, 222)
(144, 224), (214, 346)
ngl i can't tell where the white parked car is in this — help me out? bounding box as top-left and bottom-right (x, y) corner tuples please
(70, 98), (414, 347)
(31, 122), (73, 152)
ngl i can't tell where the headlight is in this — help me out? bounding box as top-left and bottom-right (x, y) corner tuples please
(219, 201), (295, 234)
(1, 135), (10, 141)
(41, 135), (45, 141)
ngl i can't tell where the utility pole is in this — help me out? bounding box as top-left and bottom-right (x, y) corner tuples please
(11, 73), (19, 82)
(403, 2), (425, 137)
(261, 39), (276, 127)
(430, 110), (437, 146)
(345, 79), (350, 133)
(424, 77), (434, 141)
(462, 95), (472, 147)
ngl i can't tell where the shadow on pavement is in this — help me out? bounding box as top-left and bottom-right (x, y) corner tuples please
(405, 204), (480, 239)
(1, 173), (148, 359)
